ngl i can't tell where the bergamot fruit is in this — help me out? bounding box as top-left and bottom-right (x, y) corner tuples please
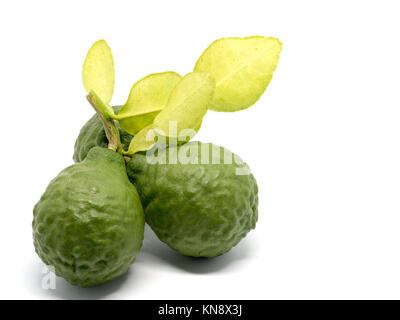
(33, 147), (145, 287)
(126, 142), (258, 258)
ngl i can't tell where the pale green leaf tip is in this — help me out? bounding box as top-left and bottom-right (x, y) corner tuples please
(268, 36), (283, 51)
(89, 39), (111, 51)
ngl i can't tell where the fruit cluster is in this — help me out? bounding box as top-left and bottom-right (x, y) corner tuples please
(33, 36), (282, 287)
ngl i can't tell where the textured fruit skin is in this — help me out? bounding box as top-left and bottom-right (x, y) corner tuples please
(73, 106), (133, 162)
(33, 147), (145, 287)
(127, 142), (258, 258)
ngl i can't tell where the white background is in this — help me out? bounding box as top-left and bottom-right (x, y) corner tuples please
(0, 0), (399, 300)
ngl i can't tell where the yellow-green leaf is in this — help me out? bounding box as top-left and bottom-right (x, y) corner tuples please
(194, 36), (282, 112)
(127, 124), (157, 154)
(154, 72), (215, 136)
(127, 72), (215, 154)
(82, 40), (115, 105)
(117, 72), (182, 135)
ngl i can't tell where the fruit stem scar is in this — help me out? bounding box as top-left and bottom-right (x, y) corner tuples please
(86, 92), (123, 154)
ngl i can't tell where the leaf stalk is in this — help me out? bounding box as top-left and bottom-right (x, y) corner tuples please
(86, 91), (123, 154)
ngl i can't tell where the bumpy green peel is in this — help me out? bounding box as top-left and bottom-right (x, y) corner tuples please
(194, 36), (282, 111)
(127, 142), (258, 258)
(33, 147), (145, 287)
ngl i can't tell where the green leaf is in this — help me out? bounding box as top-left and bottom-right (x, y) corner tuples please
(154, 72), (215, 134)
(127, 72), (215, 154)
(126, 124), (157, 154)
(116, 72), (182, 135)
(82, 40), (115, 105)
(194, 36), (282, 112)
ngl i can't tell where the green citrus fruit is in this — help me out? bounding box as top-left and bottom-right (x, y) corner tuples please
(126, 142), (258, 258)
(73, 106), (133, 162)
(33, 147), (145, 287)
